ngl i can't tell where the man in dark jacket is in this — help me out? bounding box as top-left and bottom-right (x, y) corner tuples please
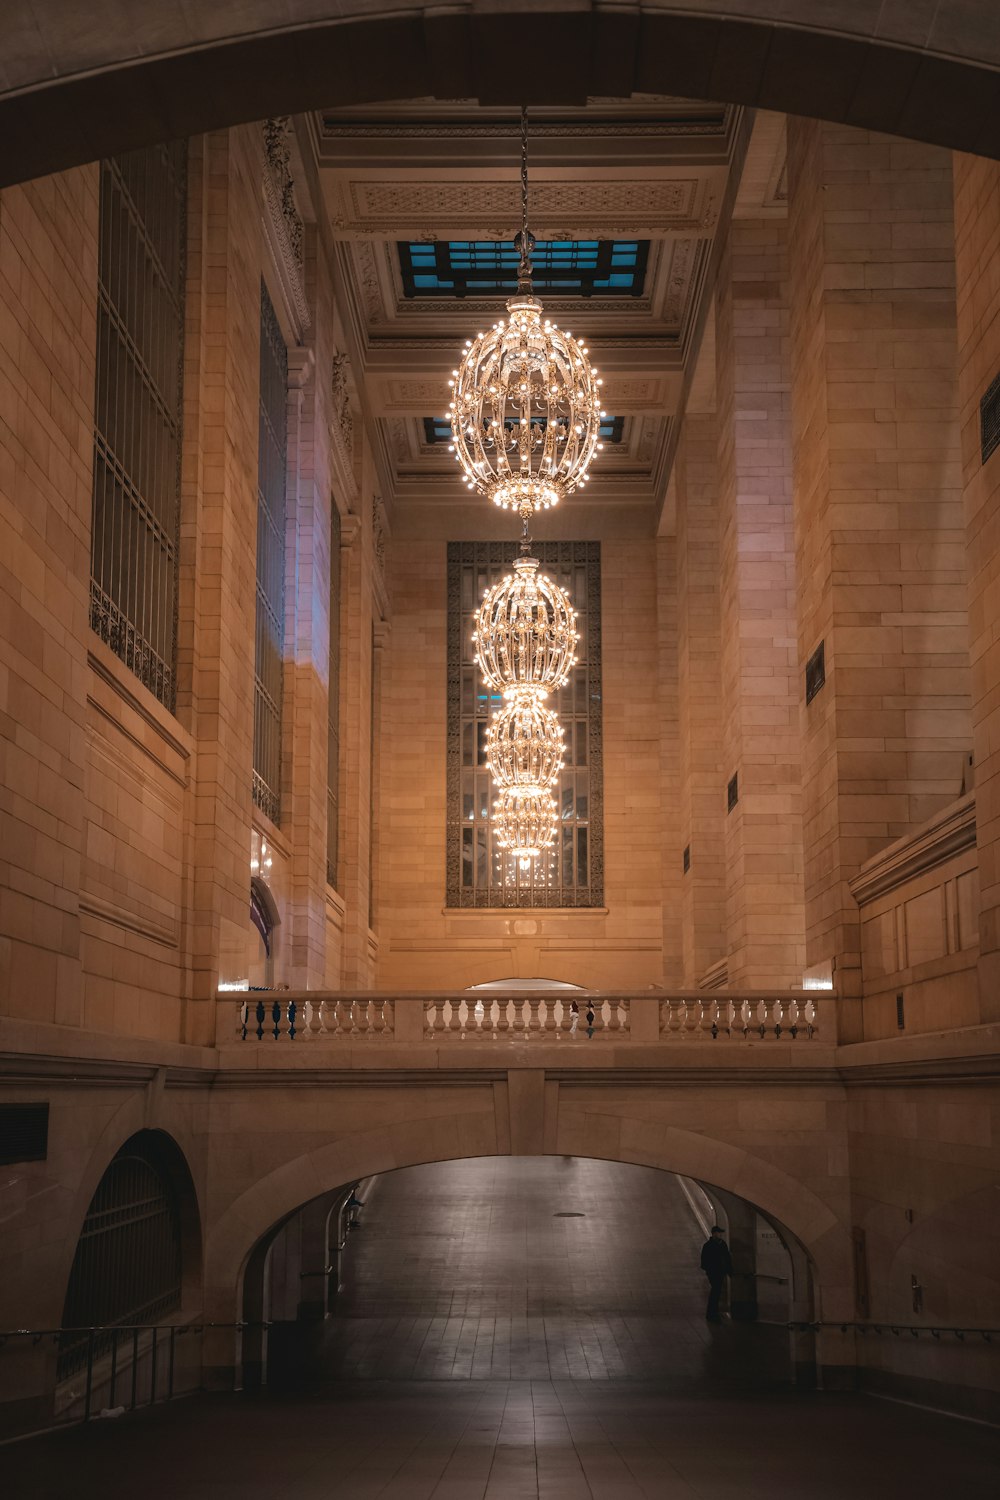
(700, 1225), (732, 1322)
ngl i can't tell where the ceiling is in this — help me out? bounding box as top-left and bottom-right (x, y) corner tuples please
(306, 98), (787, 536)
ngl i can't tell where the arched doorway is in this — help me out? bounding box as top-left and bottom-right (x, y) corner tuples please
(56, 1130), (201, 1418)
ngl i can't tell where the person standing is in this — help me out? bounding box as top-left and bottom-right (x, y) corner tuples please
(700, 1224), (732, 1322)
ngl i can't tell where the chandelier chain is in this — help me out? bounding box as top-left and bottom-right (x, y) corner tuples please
(520, 104), (529, 246)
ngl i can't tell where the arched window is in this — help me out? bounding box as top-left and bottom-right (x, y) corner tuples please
(59, 1133), (186, 1376)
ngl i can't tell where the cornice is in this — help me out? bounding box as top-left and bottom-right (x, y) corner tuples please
(849, 794), (977, 907)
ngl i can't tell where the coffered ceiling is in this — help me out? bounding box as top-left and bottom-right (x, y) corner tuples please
(310, 97), (771, 533)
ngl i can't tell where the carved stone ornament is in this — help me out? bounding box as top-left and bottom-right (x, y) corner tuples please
(331, 352), (355, 458)
(372, 495), (386, 579)
(262, 117), (310, 332)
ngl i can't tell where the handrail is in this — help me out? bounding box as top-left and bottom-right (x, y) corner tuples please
(0, 1321), (277, 1429)
(789, 1320), (996, 1341)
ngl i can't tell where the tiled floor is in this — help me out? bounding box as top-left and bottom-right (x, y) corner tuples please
(309, 1159), (789, 1387)
(7, 1159), (1000, 1498)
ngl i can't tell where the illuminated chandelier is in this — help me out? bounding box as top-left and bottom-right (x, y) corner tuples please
(448, 109), (606, 521)
(450, 109), (597, 874)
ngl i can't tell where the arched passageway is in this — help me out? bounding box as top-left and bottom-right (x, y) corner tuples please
(255, 1157), (808, 1390)
(3, 1), (1000, 186)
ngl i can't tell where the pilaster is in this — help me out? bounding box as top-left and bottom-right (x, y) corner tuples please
(715, 214), (805, 988)
(786, 120), (971, 1031)
(675, 415), (726, 984)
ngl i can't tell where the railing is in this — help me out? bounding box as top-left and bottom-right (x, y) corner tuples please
(221, 990), (824, 1045)
(1, 1322), (214, 1427)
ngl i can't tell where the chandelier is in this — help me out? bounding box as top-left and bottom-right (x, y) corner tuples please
(447, 111), (606, 521)
(474, 555), (578, 696)
(450, 109), (599, 875)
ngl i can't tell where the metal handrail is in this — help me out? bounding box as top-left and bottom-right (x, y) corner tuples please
(0, 1321), (276, 1427)
(789, 1320), (996, 1341)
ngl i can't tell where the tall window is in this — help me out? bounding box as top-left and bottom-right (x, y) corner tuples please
(327, 504), (342, 888)
(89, 143), (187, 709)
(447, 541), (604, 908)
(254, 283), (287, 824)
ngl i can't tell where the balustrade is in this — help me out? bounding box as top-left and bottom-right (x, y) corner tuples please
(223, 989), (823, 1044)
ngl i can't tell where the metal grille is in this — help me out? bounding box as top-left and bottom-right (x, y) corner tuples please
(59, 1141), (182, 1377)
(0, 1103), (49, 1164)
(805, 640), (825, 705)
(253, 283), (288, 824)
(447, 541), (603, 908)
(327, 505), (342, 888)
(89, 144), (187, 709)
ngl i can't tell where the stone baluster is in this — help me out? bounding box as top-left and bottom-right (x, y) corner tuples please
(607, 997), (621, 1032)
(448, 998), (463, 1036)
(561, 1001), (577, 1036)
(527, 999), (542, 1033)
(497, 998), (511, 1033)
(543, 999), (558, 1034)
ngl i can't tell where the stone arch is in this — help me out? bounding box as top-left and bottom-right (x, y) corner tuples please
(57, 1110), (204, 1327)
(203, 1111), (850, 1327)
(2, 2), (1000, 188)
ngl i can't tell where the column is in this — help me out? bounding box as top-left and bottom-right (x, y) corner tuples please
(176, 127), (262, 1042)
(715, 214), (805, 989)
(953, 151), (1000, 1019)
(786, 121), (971, 1033)
(675, 415), (727, 986)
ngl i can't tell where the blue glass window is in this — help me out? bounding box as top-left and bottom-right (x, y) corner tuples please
(424, 415), (624, 445)
(400, 240), (649, 298)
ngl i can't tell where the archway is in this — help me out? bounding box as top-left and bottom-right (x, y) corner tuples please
(238, 1156), (816, 1391)
(2, 3), (1000, 188)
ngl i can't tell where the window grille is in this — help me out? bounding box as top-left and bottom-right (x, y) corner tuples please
(59, 1137), (182, 1377)
(89, 144), (187, 709)
(447, 541), (603, 908)
(327, 505), (342, 888)
(400, 240), (648, 298)
(253, 283), (288, 824)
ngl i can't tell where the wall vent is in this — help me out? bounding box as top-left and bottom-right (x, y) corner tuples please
(805, 640), (825, 704)
(0, 1103), (49, 1164)
(727, 773), (738, 813)
(682, 844), (690, 873)
(981, 370), (1000, 463)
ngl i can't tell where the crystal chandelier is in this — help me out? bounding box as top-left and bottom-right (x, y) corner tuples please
(474, 555), (578, 696)
(448, 110), (606, 521)
(450, 109), (598, 875)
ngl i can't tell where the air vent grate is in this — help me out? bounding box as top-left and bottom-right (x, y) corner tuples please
(0, 1103), (49, 1164)
(805, 641), (826, 705)
(682, 844), (690, 873)
(727, 773), (739, 813)
(981, 370), (1000, 463)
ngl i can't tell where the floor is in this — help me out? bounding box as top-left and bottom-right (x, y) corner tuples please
(7, 1159), (1000, 1499)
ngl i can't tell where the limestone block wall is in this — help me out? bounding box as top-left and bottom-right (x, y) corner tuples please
(787, 120), (973, 1026)
(0, 122), (382, 1044)
(0, 163), (99, 1028)
(674, 415), (727, 985)
(376, 537), (665, 989)
(715, 215), (805, 988)
(953, 151), (1000, 1022)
